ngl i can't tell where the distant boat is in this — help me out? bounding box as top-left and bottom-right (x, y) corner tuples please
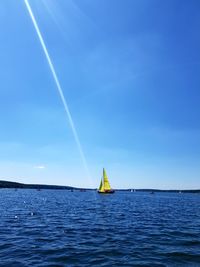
(98, 168), (115, 194)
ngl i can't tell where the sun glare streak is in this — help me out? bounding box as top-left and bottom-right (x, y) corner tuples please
(24, 0), (93, 188)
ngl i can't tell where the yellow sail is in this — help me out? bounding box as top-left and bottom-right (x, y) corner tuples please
(98, 168), (114, 193)
(103, 168), (111, 190)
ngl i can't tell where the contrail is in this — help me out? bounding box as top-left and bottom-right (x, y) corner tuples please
(24, 0), (92, 186)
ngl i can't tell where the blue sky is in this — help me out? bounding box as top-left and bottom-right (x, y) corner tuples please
(0, 0), (200, 189)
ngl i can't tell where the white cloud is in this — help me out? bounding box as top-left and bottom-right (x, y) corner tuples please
(34, 165), (46, 169)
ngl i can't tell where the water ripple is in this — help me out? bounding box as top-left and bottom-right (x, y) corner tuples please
(0, 190), (200, 266)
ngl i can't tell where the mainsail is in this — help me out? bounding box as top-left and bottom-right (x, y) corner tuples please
(103, 168), (111, 190)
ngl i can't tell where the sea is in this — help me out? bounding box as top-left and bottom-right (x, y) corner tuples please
(0, 189), (200, 266)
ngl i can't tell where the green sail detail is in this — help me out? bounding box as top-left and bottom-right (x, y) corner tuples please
(99, 178), (104, 192)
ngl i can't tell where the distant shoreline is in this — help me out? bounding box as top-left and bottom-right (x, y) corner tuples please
(0, 180), (200, 193)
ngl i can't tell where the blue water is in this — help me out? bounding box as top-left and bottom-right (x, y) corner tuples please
(0, 190), (200, 266)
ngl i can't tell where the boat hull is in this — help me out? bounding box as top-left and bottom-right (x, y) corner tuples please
(98, 190), (115, 194)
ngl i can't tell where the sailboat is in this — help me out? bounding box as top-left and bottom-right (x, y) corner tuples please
(98, 168), (115, 194)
